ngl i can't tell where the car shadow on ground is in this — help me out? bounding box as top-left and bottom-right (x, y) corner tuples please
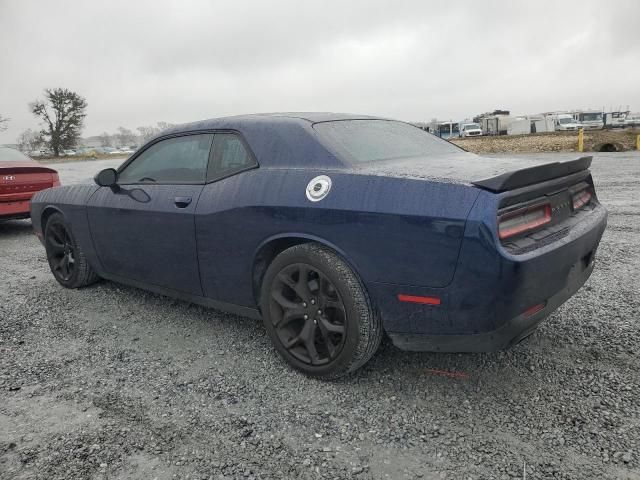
(92, 277), (532, 393)
(0, 219), (33, 236)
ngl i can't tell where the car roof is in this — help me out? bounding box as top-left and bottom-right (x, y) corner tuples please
(160, 112), (391, 169)
(168, 112), (385, 132)
(0, 146), (32, 162)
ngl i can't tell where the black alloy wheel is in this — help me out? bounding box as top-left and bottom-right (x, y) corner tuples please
(269, 263), (347, 366)
(261, 243), (383, 378)
(46, 220), (76, 282)
(44, 213), (99, 288)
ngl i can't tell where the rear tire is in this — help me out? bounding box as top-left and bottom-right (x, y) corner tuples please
(44, 213), (99, 288)
(260, 243), (382, 379)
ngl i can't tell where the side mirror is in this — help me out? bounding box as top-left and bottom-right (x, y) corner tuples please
(94, 168), (118, 189)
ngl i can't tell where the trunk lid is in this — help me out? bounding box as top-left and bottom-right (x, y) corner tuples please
(0, 162), (58, 200)
(350, 152), (592, 191)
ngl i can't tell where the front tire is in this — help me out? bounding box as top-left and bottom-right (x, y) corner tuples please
(260, 243), (382, 378)
(44, 213), (99, 288)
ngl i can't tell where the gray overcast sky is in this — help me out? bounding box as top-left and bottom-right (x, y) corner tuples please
(1, 0), (639, 144)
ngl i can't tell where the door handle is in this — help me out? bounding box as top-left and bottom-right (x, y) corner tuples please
(174, 196), (192, 208)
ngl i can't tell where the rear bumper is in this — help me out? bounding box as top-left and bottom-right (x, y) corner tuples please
(0, 200), (31, 219)
(388, 253), (595, 352)
(371, 202), (607, 352)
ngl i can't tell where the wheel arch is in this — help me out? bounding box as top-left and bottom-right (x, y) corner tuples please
(251, 233), (363, 306)
(41, 205), (65, 230)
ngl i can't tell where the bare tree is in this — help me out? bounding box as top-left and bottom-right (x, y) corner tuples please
(116, 126), (136, 147)
(98, 132), (112, 147)
(0, 114), (9, 133)
(30, 88), (87, 156)
(136, 122), (176, 143)
(17, 129), (43, 152)
(137, 125), (157, 142)
(156, 121), (176, 132)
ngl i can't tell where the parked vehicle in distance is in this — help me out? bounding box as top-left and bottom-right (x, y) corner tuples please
(570, 110), (604, 130)
(603, 111), (629, 129)
(551, 113), (583, 131)
(0, 146), (60, 220)
(30, 113), (607, 378)
(62, 149), (77, 156)
(28, 149), (52, 157)
(624, 113), (640, 127)
(428, 120), (459, 139)
(480, 114), (515, 135)
(459, 122), (482, 137)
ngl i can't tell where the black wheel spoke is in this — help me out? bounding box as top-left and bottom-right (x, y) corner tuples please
(277, 272), (297, 291)
(53, 256), (65, 271)
(276, 306), (306, 328)
(318, 315), (344, 335)
(284, 334), (302, 349)
(47, 236), (64, 250)
(271, 290), (299, 310)
(61, 256), (70, 277)
(52, 225), (66, 245)
(299, 320), (320, 365)
(294, 265), (312, 300)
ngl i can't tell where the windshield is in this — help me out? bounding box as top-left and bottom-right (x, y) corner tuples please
(558, 117), (573, 124)
(581, 113), (602, 122)
(0, 147), (30, 162)
(463, 123), (480, 130)
(313, 120), (461, 164)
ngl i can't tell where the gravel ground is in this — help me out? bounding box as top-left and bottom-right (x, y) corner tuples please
(1, 152), (639, 480)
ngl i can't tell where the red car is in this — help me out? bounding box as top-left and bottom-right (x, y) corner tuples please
(0, 147), (60, 220)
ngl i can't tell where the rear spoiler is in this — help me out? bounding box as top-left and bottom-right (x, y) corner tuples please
(472, 156), (592, 193)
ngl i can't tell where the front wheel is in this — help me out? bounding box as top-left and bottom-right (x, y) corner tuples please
(44, 213), (99, 288)
(260, 243), (382, 378)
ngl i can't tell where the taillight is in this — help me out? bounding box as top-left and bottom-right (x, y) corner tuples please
(572, 189), (591, 210)
(52, 173), (61, 187)
(498, 203), (551, 239)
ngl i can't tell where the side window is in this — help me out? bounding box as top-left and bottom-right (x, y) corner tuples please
(207, 133), (257, 181)
(118, 134), (213, 184)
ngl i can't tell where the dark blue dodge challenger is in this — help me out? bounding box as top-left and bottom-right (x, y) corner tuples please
(31, 113), (607, 378)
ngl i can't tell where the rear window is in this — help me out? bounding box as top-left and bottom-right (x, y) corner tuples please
(313, 120), (461, 164)
(0, 147), (30, 162)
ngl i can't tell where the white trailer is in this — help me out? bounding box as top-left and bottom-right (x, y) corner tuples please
(480, 115), (515, 135)
(604, 111), (629, 128)
(507, 116), (555, 135)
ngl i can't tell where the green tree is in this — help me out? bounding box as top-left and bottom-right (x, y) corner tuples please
(30, 88), (87, 156)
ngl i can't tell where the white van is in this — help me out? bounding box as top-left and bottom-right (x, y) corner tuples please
(458, 122), (482, 137)
(552, 114), (583, 131)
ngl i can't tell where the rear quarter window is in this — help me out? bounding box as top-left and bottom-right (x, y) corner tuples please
(313, 119), (461, 164)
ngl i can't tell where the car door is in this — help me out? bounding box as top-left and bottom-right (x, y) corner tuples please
(195, 132), (260, 304)
(87, 133), (213, 295)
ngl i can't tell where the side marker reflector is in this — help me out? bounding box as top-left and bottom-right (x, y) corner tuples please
(523, 302), (546, 318)
(397, 294), (441, 305)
